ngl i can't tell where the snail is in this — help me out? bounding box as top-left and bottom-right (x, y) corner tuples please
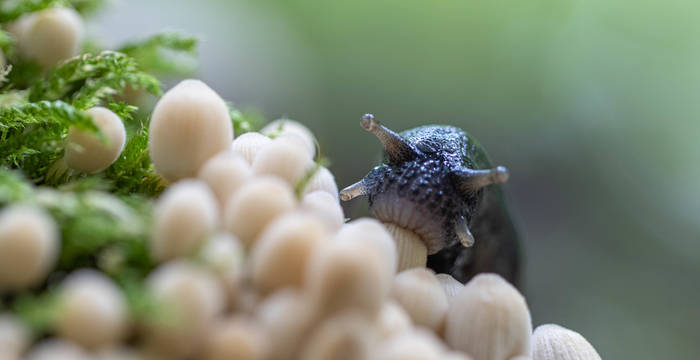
(340, 114), (520, 284)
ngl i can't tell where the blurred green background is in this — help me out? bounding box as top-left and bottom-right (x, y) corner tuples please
(95, 0), (700, 358)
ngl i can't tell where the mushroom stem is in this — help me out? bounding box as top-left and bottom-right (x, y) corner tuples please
(360, 114), (417, 164)
(452, 165), (509, 193)
(382, 223), (427, 271)
(339, 179), (368, 201)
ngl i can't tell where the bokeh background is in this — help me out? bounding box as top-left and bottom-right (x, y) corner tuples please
(94, 1), (700, 358)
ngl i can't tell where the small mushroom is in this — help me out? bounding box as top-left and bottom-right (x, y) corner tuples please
(149, 79), (233, 181)
(531, 324), (601, 360)
(261, 118), (316, 157)
(0, 205), (59, 291)
(374, 301), (413, 340)
(198, 233), (245, 302)
(375, 328), (448, 360)
(299, 311), (375, 360)
(55, 269), (129, 349)
(256, 289), (316, 360)
(12, 8), (84, 68)
(390, 268), (448, 332)
(26, 339), (91, 360)
(197, 151), (253, 210)
(252, 137), (314, 187)
(301, 191), (345, 231)
(444, 273), (531, 360)
(231, 132), (272, 165)
(435, 273), (464, 307)
(203, 316), (268, 360)
(303, 166), (339, 200)
(223, 176), (296, 247)
(64, 107), (126, 174)
(0, 313), (30, 359)
(151, 180), (218, 262)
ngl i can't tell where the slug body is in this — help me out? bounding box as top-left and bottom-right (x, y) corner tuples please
(341, 115), (519, 284)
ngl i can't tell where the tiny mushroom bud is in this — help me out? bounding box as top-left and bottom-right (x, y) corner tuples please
(305, 234), (388, 318)
(435, 273), (464, 307)
(299, 311), (375, 360)
(250, 212), (327, 295)
(204, 316), (268, 360)
(223, 176), (296, 247)
(26, 339), (91, 360)
(199, 233), (245, 301)
(151, 180), (218, 262)
(17, 8), (84, 68)
(0, 205), (59, 290)
(252, 137), (314, 186)
(261, 118), (316, 157)
(65, 107), (126, 174)
(197, 151), (253, 209)
(149, 79), (233, 181)
(445, 273), (532, 360)
(0, 313), (30, 359)
(375, 329), (447, 360)
(301, 190), (345, 231)
(144, 261), (225, 359)
(383, 222), (427, 271)
(531, 324), (601, 360)
(231, 132), (272, 165)
(55, 270), (129, 349)
(374, 301), (413, 340)
(334, 218), (398, 287)
(303, 166), (339, 200)
(256, 289), (316, 360)
(391, 268), (448, 332)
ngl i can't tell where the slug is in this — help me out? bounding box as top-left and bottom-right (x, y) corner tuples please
(340, 114), (520, 285)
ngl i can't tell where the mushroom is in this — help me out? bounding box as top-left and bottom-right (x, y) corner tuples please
(26, 339), (91, 360)
(11, 8), (84, 68)
(197, 151), (253, 210)
(151, 180), (218, 262)
(390, 268), (448, 332)
(203, 316), (268, 360)
(531, 324), (601, 360)
(252, 137), (314, 187)
(298, 311), (375, 360)
(300, 191), (345, 231)
(198, 233), (245, 302)
(374, 301), (413, 340)
(261, 118), (316, 158)
(303, 166), (339, 200)
(64, 107), (126, 174)
(444, 273), (531, 360)
(375, 328), (448, 360)
(149, 79), (233, 181)
(256, 289), (316, 360)
(0, 313), (30, 359)
(0, 205), (59, 291)
(231, 132), (272, 165)
(435, 273), (464, 307)
(55, 269), (129, 349)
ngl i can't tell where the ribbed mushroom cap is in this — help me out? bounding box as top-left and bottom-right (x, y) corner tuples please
(55, 270), (129, 348)
(151, 180), (218, 262)
(303, 166), (339, 200)
(334, 218), (398, 284)
(301, 190), (345, 231)
(299, 311), (376, 360)
(435, 273), (464, 307)
(252, 137), (314, 186)
(391, 268), (448, 331)
(19, 8), (83, 67)
(261, 118), (316, 157)
(26, 339), (91, 360)
(250, 212), (327, 294)
(0, 205), (59, 290)
(197, 151), (253, 210)
(149, 79), (233, 181)
(223, 176), (296, 247)
(65, 107), (126, 174)
(231, 132), (272, 165)
(144, 261), (225, 359)
(445, 273), (532, 360)
(531, 324), (601, 360)
(204, 316), (268, 360)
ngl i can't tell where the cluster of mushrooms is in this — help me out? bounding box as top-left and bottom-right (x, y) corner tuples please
(0, 77), (602, 360)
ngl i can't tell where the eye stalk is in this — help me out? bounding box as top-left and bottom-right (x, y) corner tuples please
(451, 166), (510, 194)
(360, 113), (417, 164)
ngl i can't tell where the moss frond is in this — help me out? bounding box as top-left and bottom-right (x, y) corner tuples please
(118, 32), (198, 76)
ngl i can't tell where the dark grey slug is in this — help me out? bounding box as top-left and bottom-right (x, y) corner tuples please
(340, 114), (520, 285)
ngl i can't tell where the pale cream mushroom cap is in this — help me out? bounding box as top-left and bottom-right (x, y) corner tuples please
(435, 273), (464, 307)
(252, 137), (314, 186)
(299, 311), (375, 360)
(391, 268), (448, 332)
(0, 313), (30, 359)
(445, 273), (532, 360)
(20, 8), (83, 68)
(223, 176), (296, 247)
(374, 300), (413, 340)
(94, 346), (146, 360)
(149, 79), (233, 181)
(375, 329), (447, 360)
(261, 118), (315, 157)
(0, 205), (59, 290)
(26, 339), (91, 360)
(231, 132), (272, 165)
(198, 233), (245, 301)
(144, 261), (225, 358)
(301, 190), (345, 231)
(334, 218), (398, 288)
(55, 270), (129, 348)
(250, 212), (327, 294)
(197, 151), (253, 210)
(531, 324), (601, 360)
(204, 316), (268, 360)
(303, 166), (339, 200)
(65, 107), (126, 173)
(151, 180), (218, 262)
(256, 289), (316, 360)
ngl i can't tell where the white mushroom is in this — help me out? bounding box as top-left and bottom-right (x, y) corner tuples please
(300, 190), (345, 231)
(149, 79), (233, 181)
(261, 118), (316, 157)
(26, 339), (91, 360)
(151, 180), (218, 262)
(0, 205), (59, 290)
(231, 132), (272, 165)
(374, 301), (413, 340)
(391, 268), (448, 332)
(197, 151), (253, 210)
(302, 166), (339, 200)
(252, 137), (314, 187)
(0, 313), (30, 359)
(55, 269), (129, 348)
(204, 316), (268, 360)
(375, 329), (447, 360)
(531, 324), (601, 360)
(13, 8), (84, 68)
(65, 107), (126, 174)
(435, 273), (464, 307)
(299, 311), (375, 360)
(256, 289), (316, 360)
(198, 233), (245, 302)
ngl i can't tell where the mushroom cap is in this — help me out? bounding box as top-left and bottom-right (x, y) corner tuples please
(21, 8), (83, 67)
(231, 132), (272, 165)
(197, 151), (253, 210)
(301, 191), (345, 231)
(391, 268), (448, 331)
(303, 166), (339, 200)
(299, 311), (375, 360)
(252, 137), (314, 186)
(532, 324), (601, 360)
(149, 79), (233, 181)
(0, 313), (30, 358)
(203, 316), (268, 360)
(65, 107), (126, 173)
(0, 205), (59, 290)
(26, 339), (91, 360)
(261, 118), (315, 157)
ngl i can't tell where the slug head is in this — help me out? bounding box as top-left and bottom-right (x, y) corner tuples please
(341, 114), (509, 254)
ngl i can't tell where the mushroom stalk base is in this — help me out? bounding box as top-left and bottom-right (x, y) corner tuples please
(382, 223), (427, 271)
